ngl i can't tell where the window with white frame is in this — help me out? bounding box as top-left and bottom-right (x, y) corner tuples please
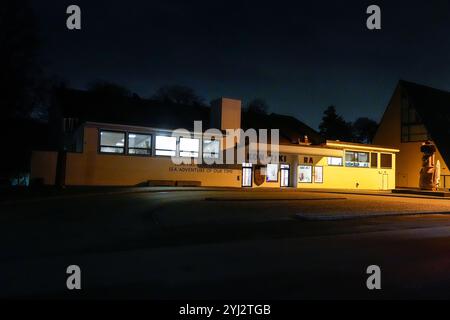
(203, 139), (220, 159)
(266, 164), (278, 182)
(155, 135), (177, 156)
(100, 130), (125, 154)
(345, 151), (370, 168)
(327, 157), (343, 166)
(128, 133), (152, 155)
(314, 166), (323, 183)
(179, 137), (200, 158)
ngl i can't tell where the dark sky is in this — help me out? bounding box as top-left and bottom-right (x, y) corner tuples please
(31, 0), (450, 129)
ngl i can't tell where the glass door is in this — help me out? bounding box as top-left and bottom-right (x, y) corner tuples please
(242, 163), (253, 187)
(280, 164), (290, 187)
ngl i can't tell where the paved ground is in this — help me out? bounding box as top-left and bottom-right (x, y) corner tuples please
(2, 189), (450, 299)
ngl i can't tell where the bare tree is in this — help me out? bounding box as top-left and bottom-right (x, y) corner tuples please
(246, 98), (269, 114)
(153, 85), (205, 106)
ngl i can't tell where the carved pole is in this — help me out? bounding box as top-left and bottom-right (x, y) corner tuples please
(419, 141), (437, 191)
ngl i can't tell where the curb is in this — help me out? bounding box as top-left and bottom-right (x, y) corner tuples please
(294, 211), (450, 221)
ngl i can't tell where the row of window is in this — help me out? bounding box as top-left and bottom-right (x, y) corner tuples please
(328, 151), (392, 169)
(99, 130), (393, 169)
(298, 165), (323, 183)
(99, 130), (220, 159)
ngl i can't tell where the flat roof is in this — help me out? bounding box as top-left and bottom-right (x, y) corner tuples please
(325, 140), (399, 153)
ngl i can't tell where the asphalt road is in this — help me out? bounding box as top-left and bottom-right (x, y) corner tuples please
(2, 189), (450, 299)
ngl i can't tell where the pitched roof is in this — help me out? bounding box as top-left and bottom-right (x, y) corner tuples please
(400, 80), (450, 166)
(241, 111), (323, 144)
(54, 88), (322, 145)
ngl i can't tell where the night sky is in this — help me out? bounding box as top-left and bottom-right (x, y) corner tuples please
(31, 0), (450, 129)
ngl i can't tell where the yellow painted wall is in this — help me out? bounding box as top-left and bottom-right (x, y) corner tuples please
(293, 154), (396, 190)
(31, 126), (397, 189)
(64, 127), (242, 187)
(373, 85), (449, 188)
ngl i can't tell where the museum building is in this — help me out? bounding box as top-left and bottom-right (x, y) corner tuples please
(31, 88), (398, 189)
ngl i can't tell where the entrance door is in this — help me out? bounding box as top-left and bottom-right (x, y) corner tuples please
(242, 164), (253, 187)
(382, 173), (389, 190)
(280, 164), (290, 187)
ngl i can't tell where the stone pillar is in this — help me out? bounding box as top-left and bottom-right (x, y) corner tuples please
(292, 157), (299, 188)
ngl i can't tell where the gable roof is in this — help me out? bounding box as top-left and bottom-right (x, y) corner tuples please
(400, 80), (450, 166)
(53, 88), (323, 145)
(241, 111), (323, 144)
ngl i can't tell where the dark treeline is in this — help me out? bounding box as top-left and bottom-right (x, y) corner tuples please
(319, 106), (378, 144)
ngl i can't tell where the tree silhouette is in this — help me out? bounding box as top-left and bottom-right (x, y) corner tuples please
(153, 85), (205, 106)
(87, 80), (132, 98)
(319, 106), (354, 141)
(353, 117), (378, 143)
(0, 0), (41, 119)
(246, 98), (269, 114)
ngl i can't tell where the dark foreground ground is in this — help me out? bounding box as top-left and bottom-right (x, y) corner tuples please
(2, 189), (450, 299)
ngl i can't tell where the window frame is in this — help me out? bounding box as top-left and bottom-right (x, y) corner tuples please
(242, 163), (253, 188)
(370, 152), (378, 169)
(380, 153), (393, 169)
(266, 164), (279, 182)
(127, 132), (152, 156)
(99, 130), (126, 155)
(314, 166), (324, 184)
(155, 135), (177, 157)
(345, 151), (370, 168)
(298, 165), (313, 184)
(327, 157), (343, 166)
(179, 137), (200, 158)
(203, 139), (221, 159)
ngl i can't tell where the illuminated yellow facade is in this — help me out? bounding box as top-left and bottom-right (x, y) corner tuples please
(31, 123), (398, 190)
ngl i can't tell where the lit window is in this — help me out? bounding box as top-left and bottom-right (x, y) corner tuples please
(128, 133), (152, 155)
(327, 157), (343, 166)
(155, 136), (177, 156)
(100, 130), (125, 154)
(380, 153), (392, 169)
(345, 151), (369, 168)
(314, 166), (323, 183)
(266, 164), (278, 182)
(179, 138), (200, 158)
(203, 140), (220, 159)
(298, 165), (312, 183)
